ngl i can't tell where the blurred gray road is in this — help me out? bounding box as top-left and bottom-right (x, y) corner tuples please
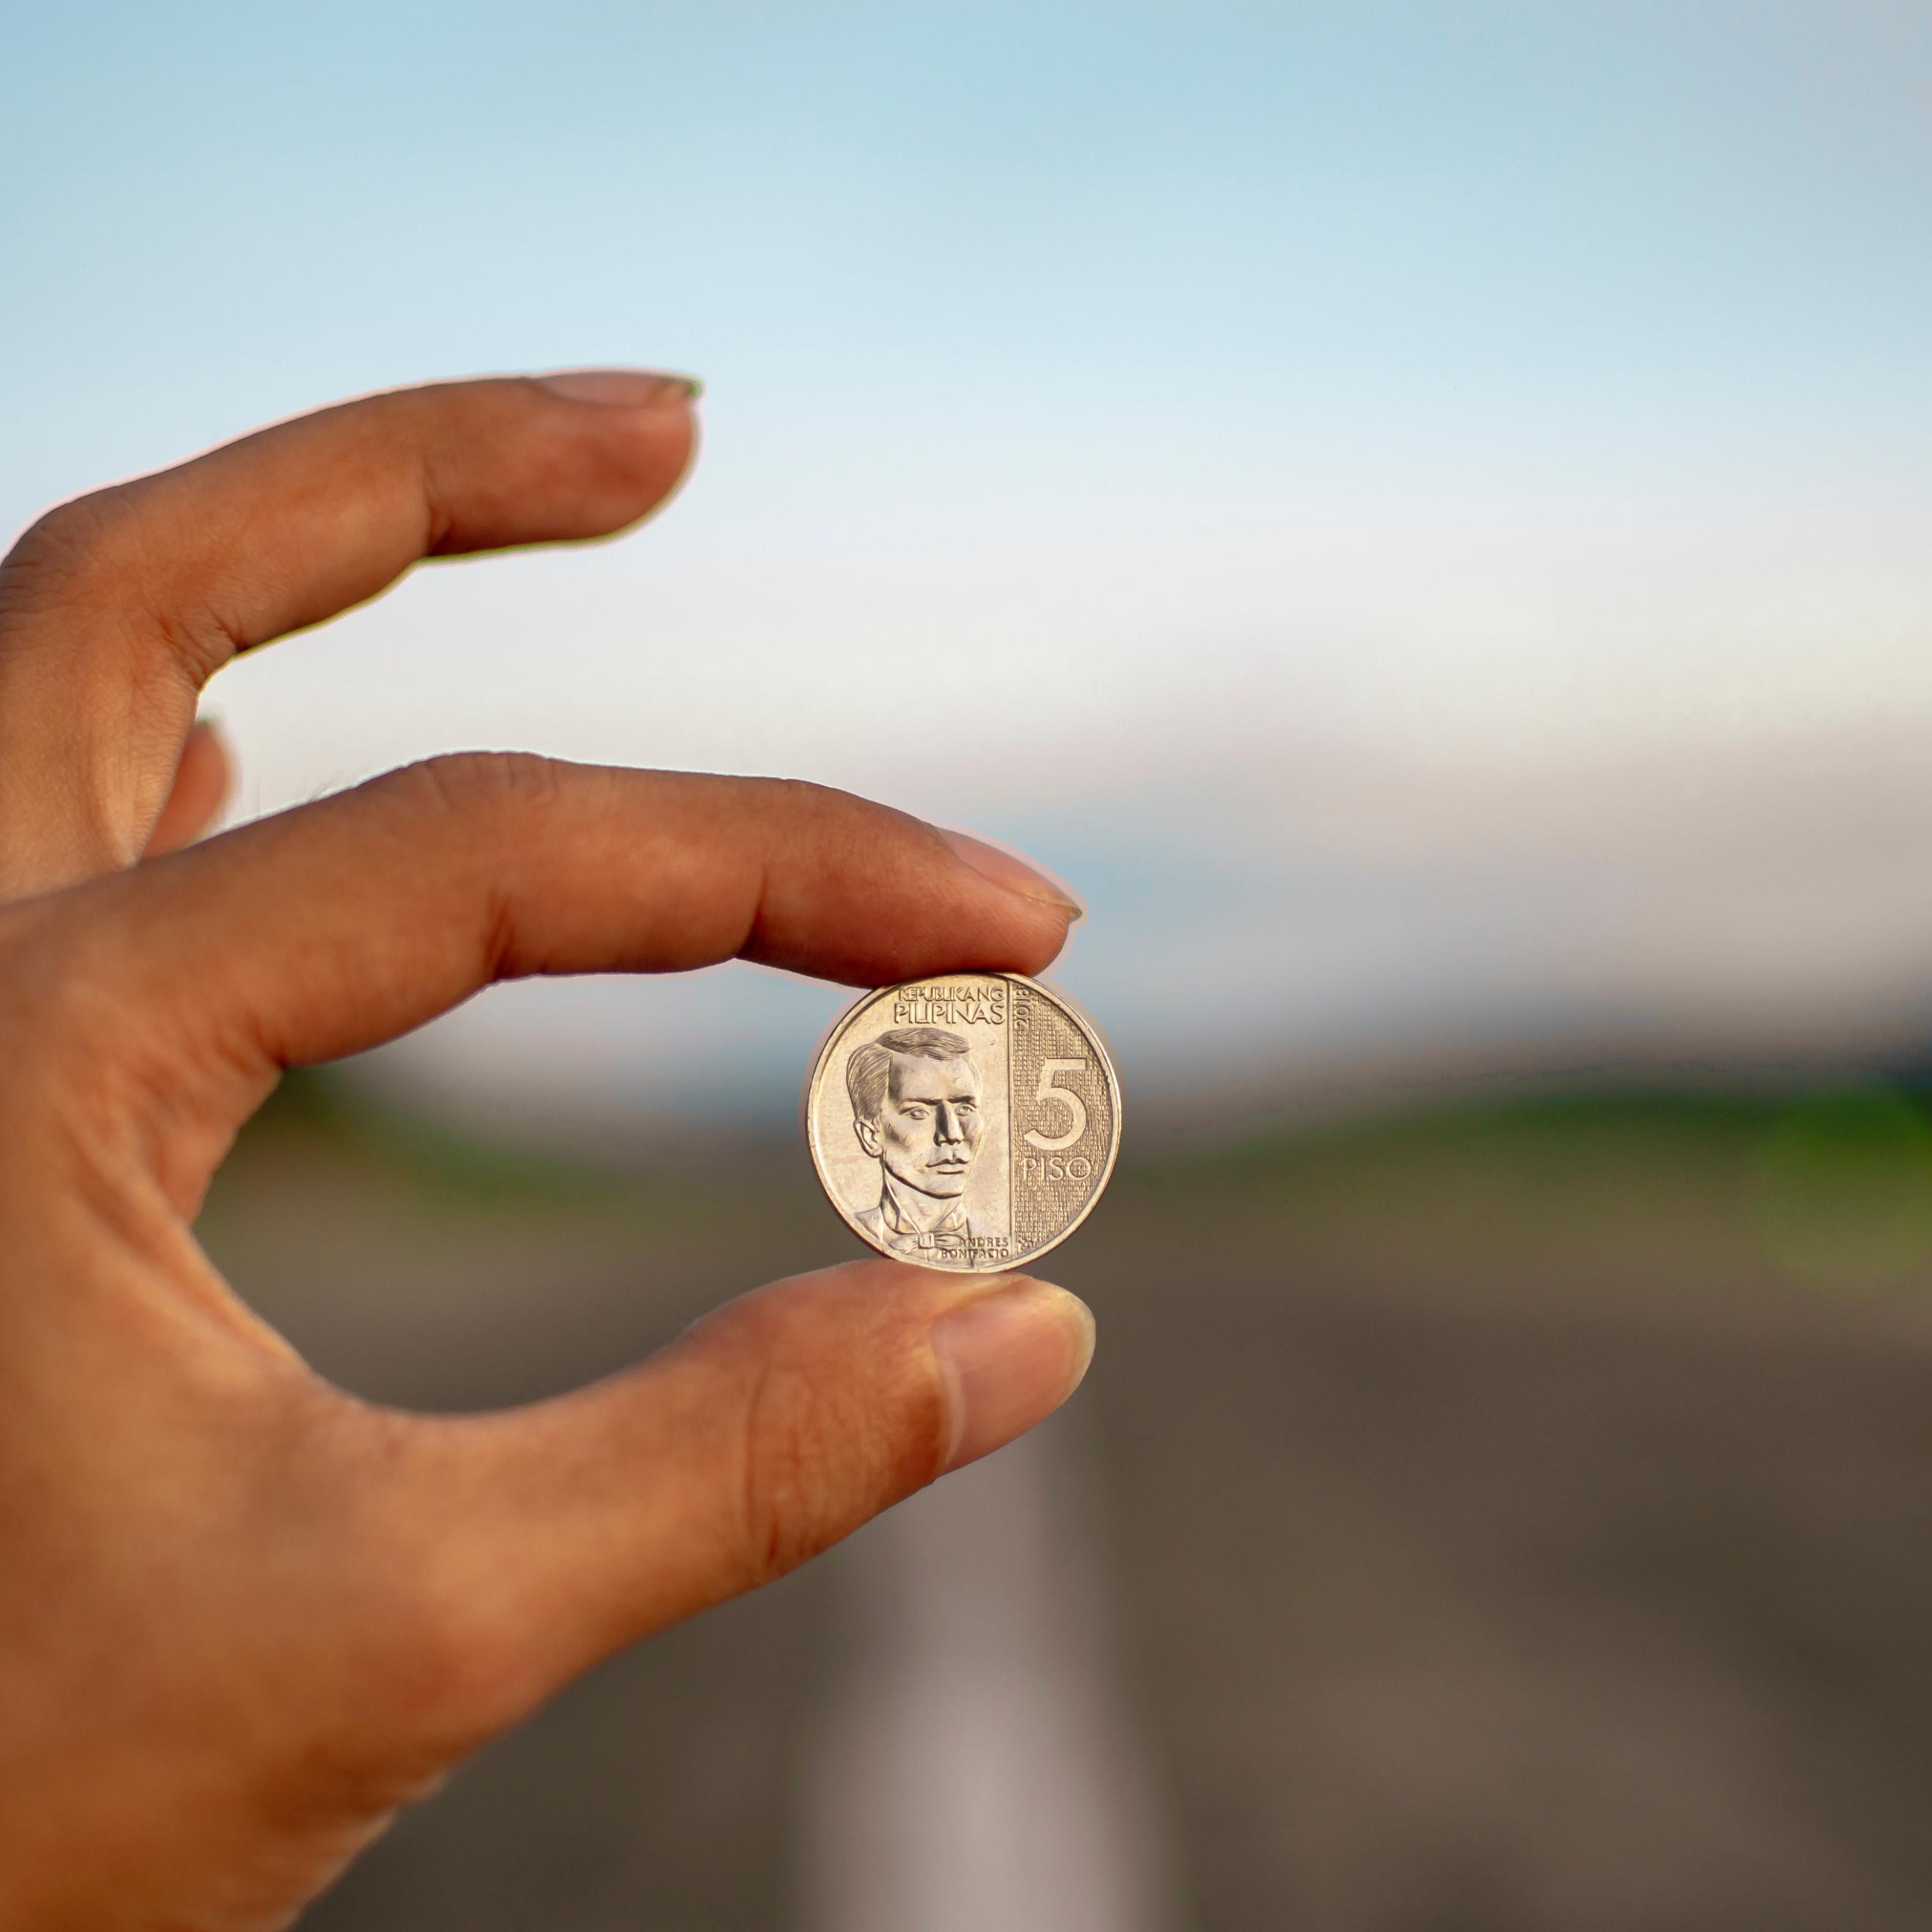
(790, 1423), (1178, 1932)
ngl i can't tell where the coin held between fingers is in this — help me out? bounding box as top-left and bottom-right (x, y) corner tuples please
(805, 972), (1123, 1273)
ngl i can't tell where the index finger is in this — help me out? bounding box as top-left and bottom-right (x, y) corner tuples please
(39, 756), (1081, 1161)
(0, 372), (698, 891)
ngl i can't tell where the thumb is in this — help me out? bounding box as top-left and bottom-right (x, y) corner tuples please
(382, 1261), (1095, 1740)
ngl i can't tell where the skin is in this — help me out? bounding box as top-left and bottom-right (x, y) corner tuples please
(0, 372), (1096, 1930)
(857, 1053), (985, 1203)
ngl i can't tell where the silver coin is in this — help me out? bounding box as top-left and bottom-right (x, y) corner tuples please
(804, 972), (1123, 1273)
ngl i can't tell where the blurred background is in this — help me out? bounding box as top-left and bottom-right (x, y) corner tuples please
(10, 2), (1932, 1925)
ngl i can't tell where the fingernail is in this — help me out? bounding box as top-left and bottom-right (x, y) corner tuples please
(535, 368), (703, 406)
(931, 1281), (1096, 1474)
(937, 828), (1084, 922)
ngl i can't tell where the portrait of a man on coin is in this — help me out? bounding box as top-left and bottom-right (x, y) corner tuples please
(845, 1025), (995, 1261)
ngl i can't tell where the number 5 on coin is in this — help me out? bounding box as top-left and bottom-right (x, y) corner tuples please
(1025, 1060), (1090, 1151)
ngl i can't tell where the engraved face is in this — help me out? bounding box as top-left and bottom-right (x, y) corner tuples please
(854, 1047), (984, 1199)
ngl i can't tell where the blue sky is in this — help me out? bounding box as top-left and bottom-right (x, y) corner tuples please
(7, 2), (1928, 496)
(9, 4), (1931, 509)
(7, 2), (1932, 1124)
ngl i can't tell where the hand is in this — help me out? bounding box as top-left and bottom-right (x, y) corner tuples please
(0, 373), (1094, 1929)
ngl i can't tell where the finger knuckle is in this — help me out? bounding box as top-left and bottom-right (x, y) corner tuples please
(1, 487), (236, 687)
(0, 491), (141, 624)
(0, 904), (157, 1177)
(390, 749), (569, 825)
(758, 774), (839, 816)
(757, 775), (884, 853)
(731, 1356), (888, 1590)
(735, 1367), (834, 1586)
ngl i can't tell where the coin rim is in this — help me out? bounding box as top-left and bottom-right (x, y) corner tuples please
(802, 971), (1125, 1274)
